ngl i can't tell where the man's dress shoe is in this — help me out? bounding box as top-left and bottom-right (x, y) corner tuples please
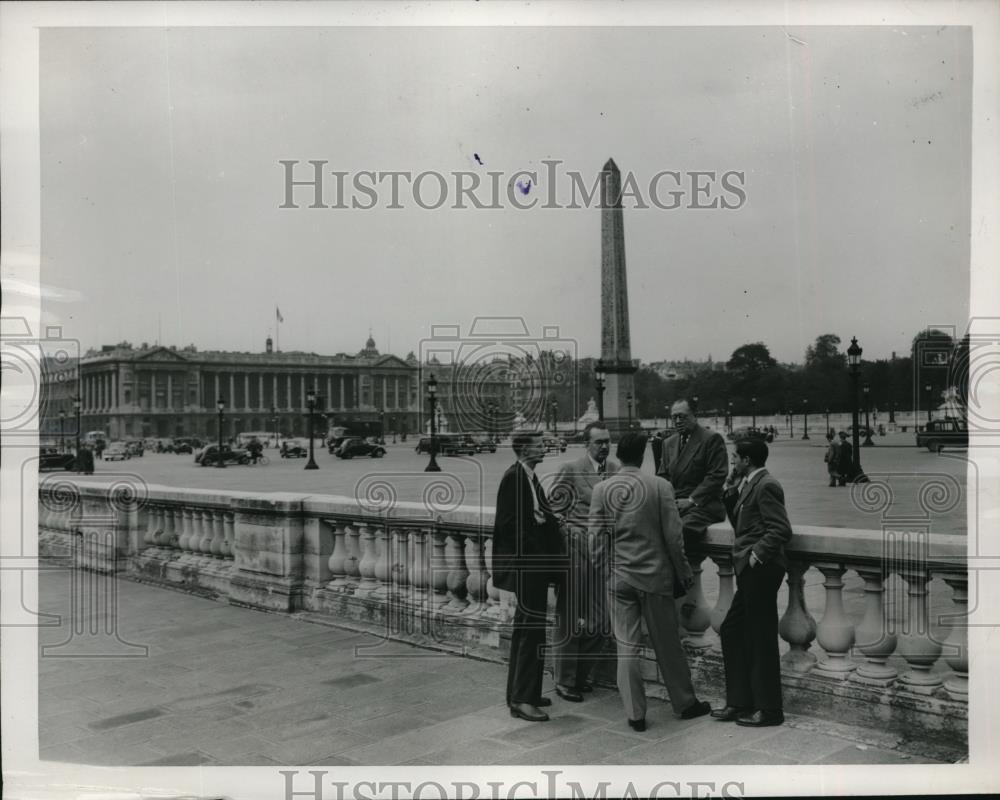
(555, 685), (584, 702)
(680, 700), (712, 720)
(509, 703), (549, 722)
(535, 697), (553, 708)
(735, 709), (784, 727)
(711, 705), (748, 722)
(627, 718), (646, 732)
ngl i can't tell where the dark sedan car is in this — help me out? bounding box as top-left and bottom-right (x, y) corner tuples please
(335, 437), (386, 459)
(196, 444), (250, 466)
(916, 418), (968, 452)
(39, 448), (76, 472)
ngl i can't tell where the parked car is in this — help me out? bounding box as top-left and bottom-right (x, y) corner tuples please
(39, 447), (76, 472)
(543, 435), (567, 453)
(728, 427), (774, 443)
(335, 437), (387, 459)
(196, 444), (250, 466)
(103, 442), (131, 461)
(327, 434), (353, 454)
(280, 438), (309, 458)
(916, 418), (969, 452)
(123, 440), (144, 457)
(414, 434), (476, 456)
(467, 434), (497, 453)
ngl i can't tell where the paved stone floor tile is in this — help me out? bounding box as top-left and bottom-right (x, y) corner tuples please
(696, 747), (800, 765)
(494, 728), (641, 765)
(494, 713), (592, 746)
(89, 706), (165, 731)
(420, 736), (528, 765)
(817, 743), (944, 764)
(256, 727), (376, 764)
(322, 673), (382, 689)
(139, 751), (217, 766)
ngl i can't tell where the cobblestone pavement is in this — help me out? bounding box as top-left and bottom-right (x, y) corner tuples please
(37, 571), (955, 767)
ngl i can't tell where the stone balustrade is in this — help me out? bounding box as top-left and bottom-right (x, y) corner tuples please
(37, 476), (967, 746)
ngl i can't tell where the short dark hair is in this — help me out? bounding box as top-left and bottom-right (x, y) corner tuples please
(583, 421), (610, 441)
(512, 431), (542, 456)
(671, 397), (697, 415)
(616, 431), (648, 464)
(735, 438), (768, 467)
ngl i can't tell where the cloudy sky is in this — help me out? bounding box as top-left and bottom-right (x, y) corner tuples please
(40, 25), (971, 363)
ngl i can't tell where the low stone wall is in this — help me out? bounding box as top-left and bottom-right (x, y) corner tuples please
(37, 476), (968, 752)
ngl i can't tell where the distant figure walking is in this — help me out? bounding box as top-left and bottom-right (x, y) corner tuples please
(836, 431), (853, 486)
(823, 431), (840, 487)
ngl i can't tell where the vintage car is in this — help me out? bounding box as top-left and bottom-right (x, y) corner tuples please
(335, 437), (387, 459)
(123, 440), (144, 457)
(466, 433), (497, 453)
(415, 434), (476, 456)
(39, 447), (76, 472)
(728, 427), (774, 443)
(916, 418), (969, 452)
(103, 442), (131, 461)
(543, 435), (567, 453)
(195, 444), (250, 466)
(280, 438), (310, 458)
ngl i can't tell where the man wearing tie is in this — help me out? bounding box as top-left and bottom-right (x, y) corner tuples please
(657, 398), (729, 550)
(712, 438), (793, 727)
(548, 422), (619, 702)
(491, 431), (567, 722)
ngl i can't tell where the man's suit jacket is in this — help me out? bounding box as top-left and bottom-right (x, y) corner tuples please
(549, 454), (620, 535)
(491, 462), (565, 593)
(588, 467), (692, 596)
(656, 424), (728, 518)
(723, 469), (793, 575)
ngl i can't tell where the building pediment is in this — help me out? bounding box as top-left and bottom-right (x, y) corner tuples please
(372, 354), (413, 370)
(135, 347), (189, 363)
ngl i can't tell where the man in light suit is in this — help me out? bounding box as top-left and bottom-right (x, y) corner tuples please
(657, 399), (729, 550)
(547, 421), (619, 702)
(492, 431), (567, 722)
(712, 438), (793, 727)
(589, 431), (712, 731)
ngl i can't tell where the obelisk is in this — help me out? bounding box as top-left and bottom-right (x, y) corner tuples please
(599, 158), (637, 435)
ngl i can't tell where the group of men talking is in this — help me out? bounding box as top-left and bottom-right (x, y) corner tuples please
(491, 399), (793, 732)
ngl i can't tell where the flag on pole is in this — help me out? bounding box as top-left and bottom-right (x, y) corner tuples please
(276, 306), (284, 323)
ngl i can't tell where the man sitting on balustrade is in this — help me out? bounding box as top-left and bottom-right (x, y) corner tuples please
(712, 437), (792, 728)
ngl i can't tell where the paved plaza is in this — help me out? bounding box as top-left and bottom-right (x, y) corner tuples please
(36, 570), (959, 767)
(69, 433), (967, 536)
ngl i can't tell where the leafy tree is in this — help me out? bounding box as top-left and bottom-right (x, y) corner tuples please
(804, 334), (846, 370)
(727, 343), (777, 373)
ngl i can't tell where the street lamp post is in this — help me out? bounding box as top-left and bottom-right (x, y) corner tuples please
(862, 383), (874, 446)
(727, 400), (733, 434)
(304, 388), (319, 470)
(801, 399), (810, 440)
(751, 396), (757, 430)
(594, 362), (606, 422)
(787, 410), (793, 438)
(825, 407), (831, 437)
(216, 397), (227, 468)
(550, 399), (558, 435)
(270, 405), (277, 448)
(924, 383), (933, 424)
(391, 416), (397, 444)
(59, 410), (66, 453)
(72, 396), (81, 471)
(378, 409), (385, 445)
(425, 374), (441, 472)
(626, 393), (633, 429)
(847, 337), (863, 479)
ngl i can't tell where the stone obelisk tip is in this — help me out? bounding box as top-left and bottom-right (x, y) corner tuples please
(603, 157), (619, 172)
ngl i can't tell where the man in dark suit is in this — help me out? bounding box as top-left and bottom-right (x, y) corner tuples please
(836, 430), (853, 486)
(492, 431), (566, 722)
(589, 431), (711, 731)
(547, 421), (619, 701)
(657, 399), (729, 549)
(712, 438), (793, 727)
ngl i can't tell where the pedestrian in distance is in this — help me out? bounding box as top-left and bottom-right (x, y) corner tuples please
(823, 431), (840, 487)
(836, 430), (853, 486)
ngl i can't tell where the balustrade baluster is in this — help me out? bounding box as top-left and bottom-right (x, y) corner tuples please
(941, 573), (968, 701)
(483, 537), (501, 618)
(391, 527), (410, 598)
(371, 523), (391, 599)
(408, 528), (430, 607)
(680, 553), (712, 648)
(463, 532), (488, 616)
(176, 508), (192, 555)
(709, 553), (735, 635)
(430, 530), (450, 609)
(209, 508), (227, 558)
(156, 506), (176, 550)
(444, 531), (469, 613)
(356, 522), (378, 597)
(897, 568), (944, 693)
(778, 561), (818, 673)
(814, 564), (857, 677)
(343, 523), (361, 592)
(327, 519), (349, 592)
(143, 503), (159, 549)
(198, 509), (215, 556)
(852, 568), (898, 684)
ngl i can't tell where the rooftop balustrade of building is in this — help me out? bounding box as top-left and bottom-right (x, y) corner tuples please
(37, 477), (967, 751)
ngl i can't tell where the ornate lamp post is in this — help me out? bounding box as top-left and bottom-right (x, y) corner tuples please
(751, 396), (757, 430)
(425, 374), (441, 472)
(626, 393), (633, 429)
(787, 409), (793, 438)
(862, 383), (874, 447)
(72, 395), (81, 470)
(378, 409), (385, 445)
(270, 404), (277, 448)
(550, 399), (558, 435)
(727, 400), (733, 434)
(924, 382), (933, 424)
(59, 410), (66, 453)
(391, 415), (397, 444)
(825, 407), (831, 437)
(594, 362), (606, 422)
(801, 399), (810, 440)
(847, 336), (863, 478)
(488, 401), (496, 442)
(304, 388), (319, 470)
(216, 396), (227, 468)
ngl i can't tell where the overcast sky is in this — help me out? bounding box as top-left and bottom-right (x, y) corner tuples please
(40, 25), (971, 364)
